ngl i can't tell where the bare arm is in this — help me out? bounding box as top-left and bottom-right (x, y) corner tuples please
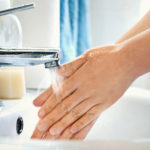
(121, 28), (150, 77)
(116, 10), (150, 43)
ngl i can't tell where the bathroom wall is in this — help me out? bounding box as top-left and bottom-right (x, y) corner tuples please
(12, 0), (60, 89)
(89, 0), (150, 89)
(12, 0), (59, 48)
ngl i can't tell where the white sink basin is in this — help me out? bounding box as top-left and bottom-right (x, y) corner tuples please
(1, 87), (150, 141)
(1, 87), (150, 149)
(86, 87), (150, 140)
(20, 87), (150, 140)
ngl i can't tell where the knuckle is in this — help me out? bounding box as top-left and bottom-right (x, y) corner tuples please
(71, 109), (81, 119)
(44, 104), (50, 111)
(67, 76), (76, 88)
(43, 103), (52, 113)
(76, 120), (85, 128)
(57, 88), (67, 101)
(60, 120), (67, 128)
(46, 116), (56, 125)
(63, 80), (73, 93)
(61, 89), (68, 98)
(60, 103), (70, 113)
(87, 112), (96, 119)
(57, 91), (64, 100)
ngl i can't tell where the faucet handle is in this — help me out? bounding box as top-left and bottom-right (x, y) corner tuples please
(0, 3), (35, 16)
(0, 48), (60, 68)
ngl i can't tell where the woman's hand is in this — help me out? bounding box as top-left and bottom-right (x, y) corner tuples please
(31, 118), (96, 140)
(32, 44), (136, 139)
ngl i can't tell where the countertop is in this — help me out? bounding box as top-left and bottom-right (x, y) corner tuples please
(0, 139), (150, 150)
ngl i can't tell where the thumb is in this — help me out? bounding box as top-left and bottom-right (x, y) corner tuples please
(58, 55), (87, 77)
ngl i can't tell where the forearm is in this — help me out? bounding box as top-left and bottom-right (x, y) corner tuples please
(116, 10), (150, 44)
(120, 28), (150, 79)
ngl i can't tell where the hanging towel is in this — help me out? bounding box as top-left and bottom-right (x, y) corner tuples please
(60, 0), (91, 64)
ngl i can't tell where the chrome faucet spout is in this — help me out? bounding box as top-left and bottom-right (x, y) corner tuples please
(0, 48), (60, 68)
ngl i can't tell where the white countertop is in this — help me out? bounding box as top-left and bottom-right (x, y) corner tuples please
(0, 139), (150, 150)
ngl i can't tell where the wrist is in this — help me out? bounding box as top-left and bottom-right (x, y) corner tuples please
(111, 43), (138, 83)
(118, 33), (150, 80)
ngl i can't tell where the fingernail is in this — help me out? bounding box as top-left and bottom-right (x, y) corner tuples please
(50, 128), (60, 135)
(71, 126), (78, 134)
(38, 110), (45, 118)
(37, 121), (49, 132)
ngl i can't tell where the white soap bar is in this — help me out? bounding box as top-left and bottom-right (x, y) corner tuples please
(0, 67), (26, 99)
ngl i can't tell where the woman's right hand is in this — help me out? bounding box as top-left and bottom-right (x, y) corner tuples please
(32, 44), (137, 140)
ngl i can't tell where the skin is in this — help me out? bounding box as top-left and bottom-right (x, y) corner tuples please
(116, 10), (150, 43)
(31, 11), (150, 140)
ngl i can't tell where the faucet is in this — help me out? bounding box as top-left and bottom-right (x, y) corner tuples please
(0, 4), (60, 68)
(0, 48), (60, 68)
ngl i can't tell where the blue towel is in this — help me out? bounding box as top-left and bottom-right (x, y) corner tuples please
(60, 0), (91, 64)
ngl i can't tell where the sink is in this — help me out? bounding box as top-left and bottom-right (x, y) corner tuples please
(0, 87), (150, 149)
(86, 87), (150, 140)
(17, 87), (150, 140)
(1, 87), (150, 141)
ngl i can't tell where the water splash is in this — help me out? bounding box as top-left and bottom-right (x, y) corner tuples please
(49, 67), (64, 94)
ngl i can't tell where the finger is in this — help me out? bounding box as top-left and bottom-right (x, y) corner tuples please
(71, 120), (96, 140)
(33, 87), (53, 107)
(58, 55), (86, 77)
(49, 98), (96, 136)
(38, 94), (58, 118)
(55, 73), (79, 101)
(58, 127), (73, 140)
(42, 132), (59, 140)
(37, 89), (86, 132)
(70, 104), (103, 134)
(38, 86), (87, 119)
(31, 123), (46, 139)
(58, 119), (96, 140)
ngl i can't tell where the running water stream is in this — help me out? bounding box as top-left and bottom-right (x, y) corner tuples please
(49, 67), (64, 94)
